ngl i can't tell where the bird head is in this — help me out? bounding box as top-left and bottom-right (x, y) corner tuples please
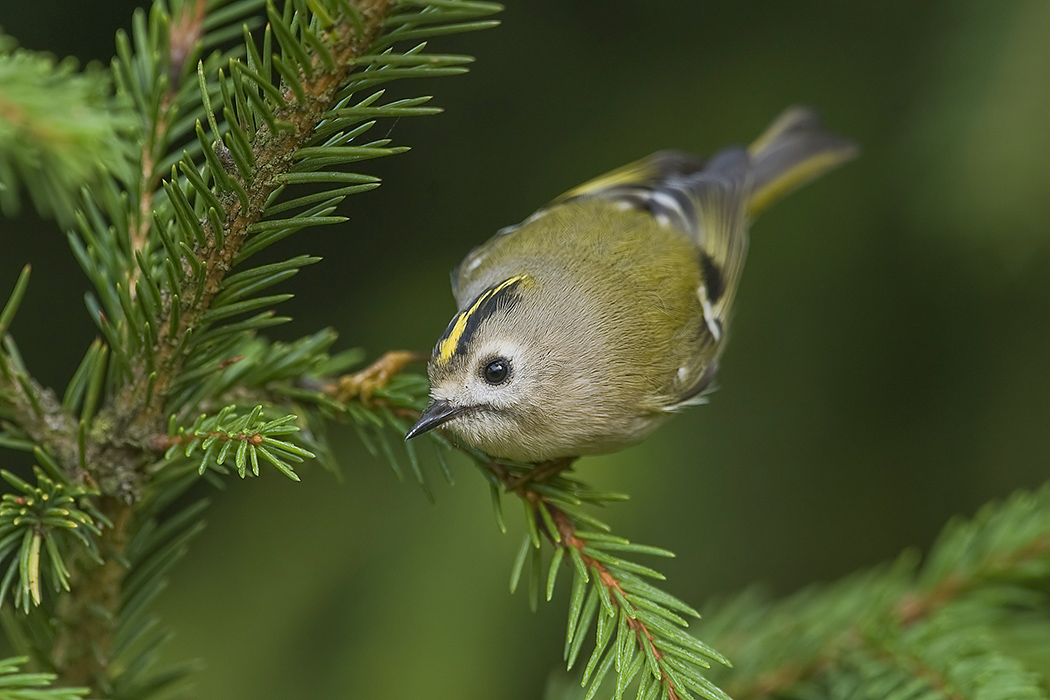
(406, 275), (557, 461)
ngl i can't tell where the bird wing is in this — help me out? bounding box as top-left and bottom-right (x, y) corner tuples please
(554, 148), (754, 399)
(451, 151), (718, 301)
(451, 108), (857, 406)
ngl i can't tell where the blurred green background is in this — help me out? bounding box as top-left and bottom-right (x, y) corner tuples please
(2, 1), (1050, 698)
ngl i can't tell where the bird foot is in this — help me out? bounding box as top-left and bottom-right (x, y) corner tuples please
(509, 457), (577, 491)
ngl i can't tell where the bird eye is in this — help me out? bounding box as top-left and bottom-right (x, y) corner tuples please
(482, 358), (511, 385)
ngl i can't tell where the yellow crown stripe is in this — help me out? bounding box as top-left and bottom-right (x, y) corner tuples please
(435, 275), (530, 365)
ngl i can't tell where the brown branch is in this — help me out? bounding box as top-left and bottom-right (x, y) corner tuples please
(0, 0), (216, 502)
(52, 497), (132, 694)
(41, 3), (394, 693)
(896, 533), (1050, 626)
(327, 350), (428, 405)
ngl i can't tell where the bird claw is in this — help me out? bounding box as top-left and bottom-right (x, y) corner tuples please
(509, 457), (576, 491)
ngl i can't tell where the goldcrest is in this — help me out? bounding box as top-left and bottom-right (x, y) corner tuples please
(406, 107), (857, 463)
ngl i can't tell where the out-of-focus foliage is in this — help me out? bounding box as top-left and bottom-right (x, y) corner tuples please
(904, 3), (1050, 252)
(696, 484), (1050, 700)
(0, 656), (88, 700)
(0, 34), (132, 225)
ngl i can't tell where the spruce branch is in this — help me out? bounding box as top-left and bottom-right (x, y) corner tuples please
(0, 36), (133, 225)
(59, 0), (497, 489)
(0, 0), (501, 695)
(67, 0), (503, 466)
(116, 0), (401, 429)
(156, 404), (314, 480)
(484, 461), (730, 700)
(696, 486), (1050, 700)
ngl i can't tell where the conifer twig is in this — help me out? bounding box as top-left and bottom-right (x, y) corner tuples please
(705, 490), (1050, 700)
(0, 0), (503, 696)
(488, 461), (696, 700)
(118, 0), (398, 435)
(129, 0), (208, 296)
(329, 350), (427, 404)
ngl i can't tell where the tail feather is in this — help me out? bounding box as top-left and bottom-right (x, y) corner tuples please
(746, 106), (859, 217)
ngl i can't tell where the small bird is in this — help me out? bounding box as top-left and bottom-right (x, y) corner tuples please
(406, 107), (857, 464)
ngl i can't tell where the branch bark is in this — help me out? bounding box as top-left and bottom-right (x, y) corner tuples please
(52, 498), (132, 693)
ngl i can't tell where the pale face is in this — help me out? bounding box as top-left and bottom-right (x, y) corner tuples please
(430, 338), (525, 410)
(422, 335), (546, 461)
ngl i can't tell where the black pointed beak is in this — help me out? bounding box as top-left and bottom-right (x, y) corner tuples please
(405, 399), (470, 440)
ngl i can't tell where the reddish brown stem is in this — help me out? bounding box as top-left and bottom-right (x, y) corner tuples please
(148, 430), (264, 452)
(486, 461), (681, 699)
(550, 506), (679, 699)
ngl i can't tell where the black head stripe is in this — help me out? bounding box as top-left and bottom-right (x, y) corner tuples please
(434, 275), (530, 365)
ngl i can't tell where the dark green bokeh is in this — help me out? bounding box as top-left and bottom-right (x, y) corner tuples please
(2, 1), (1049, 698)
